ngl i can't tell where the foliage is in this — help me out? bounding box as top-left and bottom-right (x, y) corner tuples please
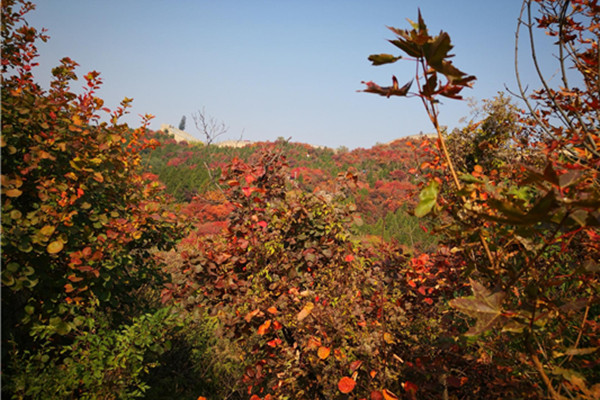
(446, 93), (543, 173)
(1, 0), (189, 396)
(357, 205), (438, 252)
(8, 307), (179, 399)
(163, 149), (417, 399)
(363, 3), (600, 398)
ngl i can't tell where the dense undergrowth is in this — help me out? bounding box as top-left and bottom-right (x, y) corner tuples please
(2, 0), (598, 399)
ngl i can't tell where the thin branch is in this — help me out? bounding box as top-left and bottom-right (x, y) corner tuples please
(515, 1), (557, 140)
(567, 296), (592, 363)
(192, 107), (229, 146)
(531, 353), (562, 400)
(525, 0), (574, 131)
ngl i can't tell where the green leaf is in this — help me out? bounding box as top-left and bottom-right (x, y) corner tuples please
(368, 53), (401, 66)
(459, 173), (484, 184)
(414, 180), (439, 217)
(426, 32), (453, 67)
(449, 279), (505, 336)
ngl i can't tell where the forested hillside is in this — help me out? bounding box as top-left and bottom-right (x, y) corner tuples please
(2, 1), (598, 399)
(143, 133), (436, 249)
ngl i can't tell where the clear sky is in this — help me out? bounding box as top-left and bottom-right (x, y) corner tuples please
(26, 1), (554, 149)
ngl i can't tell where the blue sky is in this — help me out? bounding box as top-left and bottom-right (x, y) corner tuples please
(26, 1), (553, 149)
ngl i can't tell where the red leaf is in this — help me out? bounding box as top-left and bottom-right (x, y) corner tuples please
(404, 381), (418, 393)
(370, 391), (384, 400)
(350, 360), (363, 372)
(242, 187), (255, 197)
(338, 376), (356, 394)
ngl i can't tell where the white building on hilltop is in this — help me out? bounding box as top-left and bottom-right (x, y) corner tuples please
(160, 124), (203, 144)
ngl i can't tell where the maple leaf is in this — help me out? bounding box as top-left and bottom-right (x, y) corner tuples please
(360, 76), (413, 98)
(449, 279), (505, 336)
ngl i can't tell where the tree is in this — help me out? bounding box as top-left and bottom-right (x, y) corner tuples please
(362, 2), (600, 398)
(178, 114), (186, 131)
(192, 106), (228, 145)
(1, 0), (187, 396)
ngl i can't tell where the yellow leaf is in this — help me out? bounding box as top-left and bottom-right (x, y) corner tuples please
(40, 225), (55, 236)
(383, 332), (394, 344)
(47, 240), (64, 254)
(296, 301), (314, 321)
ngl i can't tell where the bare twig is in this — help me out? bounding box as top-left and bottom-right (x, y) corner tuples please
(192, 107), (229, 146)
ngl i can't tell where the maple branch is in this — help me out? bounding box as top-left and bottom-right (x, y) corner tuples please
(567, 296), (592, 363)
(531, 353), (562, 399)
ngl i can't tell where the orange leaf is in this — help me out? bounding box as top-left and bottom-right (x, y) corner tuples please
(317, 346), (331, 359)
(245, 308), (260, 322)
(257, 319), (271, 335)
(296, 301), (314, 321)
(197, 397), (207, 400)
(382, 389), (399, 400)
(370, 369), (378, 379)
(93, 172), (104, 183)
(5, 188), (22, 197)
(307, 336), (321, 350)
(338, 376), (356, 394)
(267, 306), (278, 315)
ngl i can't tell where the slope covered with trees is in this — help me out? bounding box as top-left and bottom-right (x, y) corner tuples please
(2, 0), (598, 399)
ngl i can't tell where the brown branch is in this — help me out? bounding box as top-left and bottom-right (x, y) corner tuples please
(568, 296), (591, 363)
(531, 353), (563, 400)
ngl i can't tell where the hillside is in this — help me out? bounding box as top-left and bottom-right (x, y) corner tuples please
(142, 131), (438, 249)
(3, 1), (598, 399)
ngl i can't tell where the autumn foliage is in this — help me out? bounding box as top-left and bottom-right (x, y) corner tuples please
(2, 0), (187, 397)
(2, 0), (598, 399)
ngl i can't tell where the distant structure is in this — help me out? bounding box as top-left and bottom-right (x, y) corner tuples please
(215, 139), (252, 148)
(160, 124), (202, 144)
